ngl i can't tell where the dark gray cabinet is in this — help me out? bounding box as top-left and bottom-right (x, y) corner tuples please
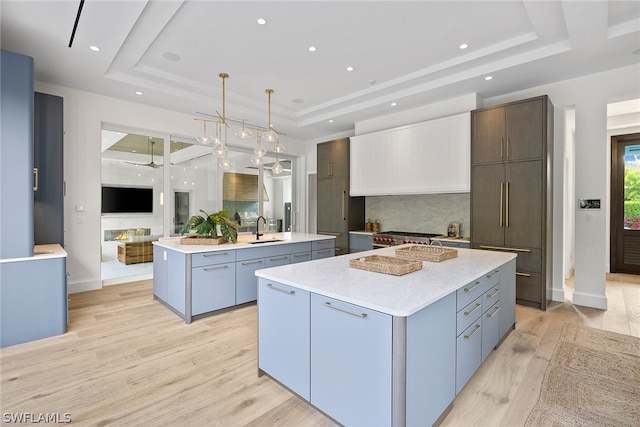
(34, 92), (64, 246)
(317, 138), (364, 255)
(471, 95), (553, 310)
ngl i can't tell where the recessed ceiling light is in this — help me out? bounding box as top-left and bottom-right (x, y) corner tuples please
(308, 46), (317, 52)
(89, 45), (100, 52)
(292, 98), (304, 104)
(459, 43), (468, 50)
(329, 119), (334, 123)
(135, 91), (143, 95)
(346, 66), (354, 72)
(163, 52), (181, 62)
(257, 18), (267, 25)
(391, 102), (397, 107)
(484, 76), (493, 81)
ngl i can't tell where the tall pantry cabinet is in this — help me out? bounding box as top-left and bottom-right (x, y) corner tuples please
(317, 138), (365, 255)
(470, 95), (553, 310)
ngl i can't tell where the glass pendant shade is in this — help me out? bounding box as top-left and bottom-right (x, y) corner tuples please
(272, 160), (283, 175)
(197, 121), (215, 145)
(251, 155), (263, 166)
(273, 142), (285, 153)
(254, 144), (267, 157)
(261, 129), (279, 143)
(214, 144), (228, 159)
(234, 121), (253, 139)
(221, 158), (233, 170)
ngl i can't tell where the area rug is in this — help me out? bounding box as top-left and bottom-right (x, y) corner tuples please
(525, 323), (640, 426)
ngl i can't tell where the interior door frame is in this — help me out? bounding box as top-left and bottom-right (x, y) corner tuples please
(610, 132), (640, 273)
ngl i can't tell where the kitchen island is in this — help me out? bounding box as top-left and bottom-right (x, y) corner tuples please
(152, 232), (335, 323)
(255, 246), (516, 426)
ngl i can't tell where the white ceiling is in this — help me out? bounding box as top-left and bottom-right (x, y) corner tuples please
(1, 0), (639, 144)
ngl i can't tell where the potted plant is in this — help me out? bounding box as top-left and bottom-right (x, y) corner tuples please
(180, 209), (238, 244)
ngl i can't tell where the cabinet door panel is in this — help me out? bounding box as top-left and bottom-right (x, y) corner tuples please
(290, 251), (311, 264)
(456, 321), (482, 394)
(505, 99), (543, 161)
(505, 161), (542, 248)
(482, 302), (501, 361)
(515, 272), (542, 305)
(310, 294), (392, 426)
(471, 164), (505, 246)
(192, 263), (236, 315)
(472, 107), (504, 164)
(258, 279), (310, 400)
(236, 258), (265, 304)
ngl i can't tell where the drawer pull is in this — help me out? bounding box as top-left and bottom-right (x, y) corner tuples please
(464, 281), (481, 292)
(317, 240), (333, 245)
(464, 324), (481, 339)
(293, 253), (309, 258)
(487, 288), (500, 298)
(487, 270), (499, 278)
(487, 306), (501, 318)
(464, 303), (482, 316)
(203, 265), (228, 271)
(479, 245), (531, 253)
(516, 272), (532, 277)
(266, 283), (294, 295)
(241, 260), (264, 266)
(324, 302), (367, 318)
(317, 249), (332, 254)
(269, 256), (288, 261)
(203, 252), (229, 257)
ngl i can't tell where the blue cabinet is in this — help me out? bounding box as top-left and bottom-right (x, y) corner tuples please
(236, 258), (265, 304)
(0, 49), (34, 259)
(312, 239), (335, 260)
(153, 246), (168, 303)
(499, 259), (516, 338)
(482, 301), (501, 361)
(348, 232), (373, 252)
(290, 251), (312, 264)
(258, 279), (311, 400)
(310, 294), (392, 426)
(192, 262), (236, 315)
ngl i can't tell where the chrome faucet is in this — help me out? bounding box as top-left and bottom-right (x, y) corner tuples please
(256, 215), (266, 240)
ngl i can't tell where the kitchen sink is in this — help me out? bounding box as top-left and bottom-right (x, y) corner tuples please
(246, 239), (284, 244)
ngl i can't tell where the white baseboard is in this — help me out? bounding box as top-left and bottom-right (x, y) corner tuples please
(68, 279), (102, 294)
(572, 291), (608, 310)
(102, 273), (152, 286)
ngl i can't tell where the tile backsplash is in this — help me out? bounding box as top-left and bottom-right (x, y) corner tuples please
(365, 193), (470, 237)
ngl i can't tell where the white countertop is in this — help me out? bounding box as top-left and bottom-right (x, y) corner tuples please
(431, 236), (470, 243)
(153, 232), (335, 254)
(349, 230), (374, 235)
(0, 244), (67, 264)
(255, 245), (516, 317)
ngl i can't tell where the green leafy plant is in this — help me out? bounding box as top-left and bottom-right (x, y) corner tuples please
(180, 209), (238, 243)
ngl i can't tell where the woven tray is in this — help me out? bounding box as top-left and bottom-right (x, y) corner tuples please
(349, 255), (422, 276)
(180, 235), (227, 245)
(395, 243), (458, 262)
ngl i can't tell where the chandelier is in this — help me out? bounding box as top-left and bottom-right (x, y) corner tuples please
(194, 73), (284, 174)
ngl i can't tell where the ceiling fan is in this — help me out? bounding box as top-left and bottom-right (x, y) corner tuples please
(125, 138), (163, 168)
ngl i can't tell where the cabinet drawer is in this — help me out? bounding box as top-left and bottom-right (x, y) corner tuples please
(265, 255), (289, 267)
(455, 320), (482, 394)
(290, 251), (312, 264)
(456, 296), (483, 336)
(474, 245), (541, 273)
(312, 239), (335, 250)
(312, 248), (334, 260)
(192, 250), (235, 267)
(483, 284), (500, 312)
(456, 269), (499, 310)
(515, 272), (542, 304)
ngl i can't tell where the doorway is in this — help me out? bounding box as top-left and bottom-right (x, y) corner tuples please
(610, 132), (640, 273)
(174, 191), (190, 234)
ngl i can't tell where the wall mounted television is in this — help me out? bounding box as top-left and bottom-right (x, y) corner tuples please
(101, 186), (153, 214)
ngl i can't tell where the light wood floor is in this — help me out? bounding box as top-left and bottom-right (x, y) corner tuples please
(1, 275), (638, 426)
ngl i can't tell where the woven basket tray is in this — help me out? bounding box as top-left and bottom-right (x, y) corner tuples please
(349, 255), (422, 276)
(395, 243), (458, 262)
(180, 235), (227, 245)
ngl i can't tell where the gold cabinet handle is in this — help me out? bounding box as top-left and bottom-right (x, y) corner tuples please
(33, 167), (39, 191)
(479, 245), (531, 253)
(516, 272), (532, 277)
(500, 137), (504, 159)
(499, 182), (504, 227)
(506, 182), (510, 227)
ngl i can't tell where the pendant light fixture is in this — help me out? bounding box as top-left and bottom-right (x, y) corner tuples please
(263, 88), (283, 174)
(234, 120), (253, 139)
(213, 73), (232, 170)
